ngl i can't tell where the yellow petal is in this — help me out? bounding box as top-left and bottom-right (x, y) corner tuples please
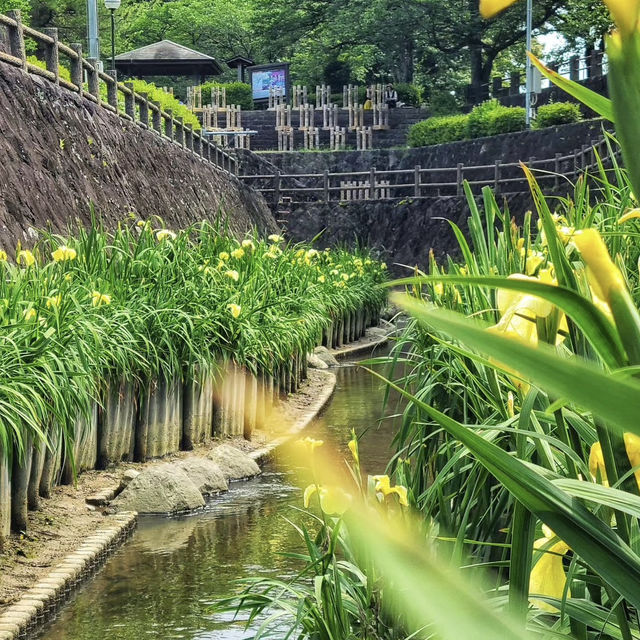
(589, 441), (607, 484)
(389, 485), (409, 507)
(319, 486), (352, 516)
(529, 536), (571, 612)
(303, 485), (318, 509)
(348, 438), (359, 464)
(573, 229), (626, 302)
(619, 209), (640, 224)
(479, 0), (519, 18)
(603, 0), (640, 34)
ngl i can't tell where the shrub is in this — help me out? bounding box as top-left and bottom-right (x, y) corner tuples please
(396, 83), (422, 107)
(200, 82), (253, 110)
(536, 101), (581, 128)
(484, 104), (526, 135)
(427, 90), (461, 117)
(466, 100), (526, 138)
(407, 114), (469, 147)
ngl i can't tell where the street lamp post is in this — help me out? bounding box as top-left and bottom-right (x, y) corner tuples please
(104, 0), (121, 71)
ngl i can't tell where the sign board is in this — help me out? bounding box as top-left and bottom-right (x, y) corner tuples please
(248, 63), (290, 103)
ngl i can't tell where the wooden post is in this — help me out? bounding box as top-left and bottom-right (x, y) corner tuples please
(323, 169), (329, 202)
(185, 123), (194, 151)
(554, 152), (561, 189)
(106, 70), (118, 110)
(87, 58), (100, 101)
(494, 159), (500, 194)
(43, 28), (60, 83)
(569, 56), (580, 81)
(124, 81), (135, 119)
(152, 101), (162, 133)
(138, 92), (149, 127)
(274, 170), (281, 208)
(456, 163), (463, 196)
(509, 71), (520, 96)
(582, 144), (589, 170)
(7, 10), (27, 70)
(414, 165), (421, 197)
(70, 44), (83, 93)
(175, 117), (185, 147)
(369, 166), (376, 200)
(165, 109), (174, 141)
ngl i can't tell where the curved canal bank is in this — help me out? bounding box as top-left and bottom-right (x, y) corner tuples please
(35, 349), (400, 639)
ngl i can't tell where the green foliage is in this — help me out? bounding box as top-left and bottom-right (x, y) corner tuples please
(535, 102), (582, 128)
(467, 100), (526, 138)
(129, 80), (201, 130)
(395, 83), (422, 107)
(427, 89), (461, 117)
(407, 114), (469, 147)
(26, 55), (71, 82)
(199, 82), (253, 110)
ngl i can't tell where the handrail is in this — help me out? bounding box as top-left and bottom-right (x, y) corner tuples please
(239, 136), (617, 206)
(0, 9), (239, 176)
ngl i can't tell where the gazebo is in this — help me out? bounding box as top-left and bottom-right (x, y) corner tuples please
(114, 40), (223, 84)
(226, 55), (254, 83)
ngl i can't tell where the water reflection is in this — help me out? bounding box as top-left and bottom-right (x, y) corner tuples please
(39, 359), (402, 640)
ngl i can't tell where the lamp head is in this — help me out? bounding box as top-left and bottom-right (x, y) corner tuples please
(104, 0), (121, 10)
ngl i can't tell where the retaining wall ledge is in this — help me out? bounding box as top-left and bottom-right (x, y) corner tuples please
(0, 511), (138, 639)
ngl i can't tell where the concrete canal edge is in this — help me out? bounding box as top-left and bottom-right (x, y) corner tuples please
(331, 334), (389, 360)
(0, 511), (137, 640)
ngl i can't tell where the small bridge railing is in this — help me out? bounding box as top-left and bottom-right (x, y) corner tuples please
(0, 10), (238, 175)
(240, 136), (616, 207)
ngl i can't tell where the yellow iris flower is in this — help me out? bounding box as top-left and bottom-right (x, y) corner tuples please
(46, 294), (62, 309)
(17, 250), (35, 267)
(529, 525), (571, 612)
(23, 308), (37, 322)
(348, 437), (359, 465)
(51, 246), (77, 262)
(303, 484), (352, 516)
(268, 234), (283, 243)
(92, 291), (111, 307)
(298, 437), (324, 452)
(155, 229), (177, 242)
(225, 270), (240, 282)
(372, 475), (409, 507)
(241, 239), (255, 251)
(227, 303), (242, 319)
(0, 250), (7, 262)
(219, 251), (230, 261)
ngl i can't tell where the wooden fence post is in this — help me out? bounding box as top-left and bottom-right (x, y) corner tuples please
(274, 170), (281, 207)
(6, 10), (27, 70)
(124, 81), (135, 119)
(152, 101), (162, 133)
(185, 124), (194, 152)
(70, 44), (83, 93)
(43, 28), (60, 83)
(138, 92), (149, 127)
(414, 165), (421, 197)
(165, 109), (174, 141)
(494, 159), (501, 194)
(175, 117), (185, 147)
(106, 70), (118, 110)
(323, 169), (329, 202)
(456, 163), (463, 196)
(554, 152), (561, 189)
(369, 166), (376, 199)
(87, 58), (100, 101)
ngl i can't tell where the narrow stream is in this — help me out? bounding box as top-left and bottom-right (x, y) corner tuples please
(38, 355), (403, 640)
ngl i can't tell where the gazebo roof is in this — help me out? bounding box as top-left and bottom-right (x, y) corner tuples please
(115, 40), (222, 76)
(226, 55), (254, 69)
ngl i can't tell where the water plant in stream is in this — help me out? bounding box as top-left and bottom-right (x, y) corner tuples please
(0, 218), (387, 550)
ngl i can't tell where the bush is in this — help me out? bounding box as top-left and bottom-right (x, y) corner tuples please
(200, 82), (253, 110)
(466, 100), (526, 138)
(536, 101), (581, 128)
(396, 83), (422, 107)
(407, 114), (469, 147)
(130, 80), (201, 130)
(427, 90), (461, 117)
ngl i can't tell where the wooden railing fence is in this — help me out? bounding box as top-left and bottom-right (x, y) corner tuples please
(0, 10), (238, 175)
(241, 137), (617, 207)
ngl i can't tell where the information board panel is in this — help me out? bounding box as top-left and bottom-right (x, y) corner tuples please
(248, 63), (290, 103)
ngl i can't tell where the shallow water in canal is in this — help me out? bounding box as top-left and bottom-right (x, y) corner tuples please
(38, 356), (403, 640)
